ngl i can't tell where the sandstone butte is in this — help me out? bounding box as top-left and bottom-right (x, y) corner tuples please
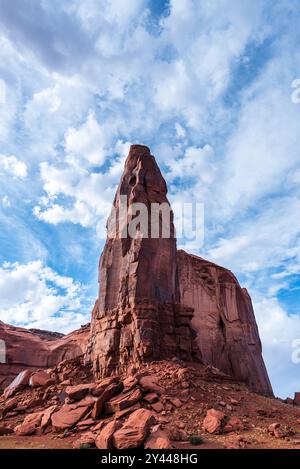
(3, 145), (300, 450)
(84, 144), (273, 397)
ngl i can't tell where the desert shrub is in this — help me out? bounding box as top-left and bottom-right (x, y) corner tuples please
(189, 435), (203, 445)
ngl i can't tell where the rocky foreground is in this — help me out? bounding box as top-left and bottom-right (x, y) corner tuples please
(1, 357), (300, 450)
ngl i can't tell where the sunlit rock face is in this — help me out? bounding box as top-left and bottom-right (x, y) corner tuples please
(86, 144), (273, 396)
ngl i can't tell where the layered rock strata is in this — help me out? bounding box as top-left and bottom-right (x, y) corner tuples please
(86, 144), (272, 396)
(177, 251), (273, 395)
(0, 321), (89, 390)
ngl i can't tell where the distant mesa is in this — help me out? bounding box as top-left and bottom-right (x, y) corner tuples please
(0, 322), (89, 390)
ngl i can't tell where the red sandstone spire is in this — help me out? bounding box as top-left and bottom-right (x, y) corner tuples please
(86, 145), (199, 378)
(86, 145), (273, 396)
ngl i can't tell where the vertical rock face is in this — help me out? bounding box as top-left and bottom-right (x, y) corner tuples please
(177, 250), (273, 395)
(86, 145), (199, 378)
(87, 144), (272, 396)
(0, 322), (90, 390)
(99, 144), (178, 309)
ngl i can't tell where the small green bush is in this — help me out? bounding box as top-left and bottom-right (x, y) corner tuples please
(189, 435), (203, 445)
(78, 443), (92, 450)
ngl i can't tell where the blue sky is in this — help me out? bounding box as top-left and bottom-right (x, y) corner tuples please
(0, 0), (300, 398)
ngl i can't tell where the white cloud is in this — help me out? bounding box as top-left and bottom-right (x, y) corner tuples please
(167, 144), (215, 183)
(34, 200), (95, 227)
(0, 154), (27, 179)
(64, 111), (107, 166)
(153, 0), (267, 128)
(0, 261), (88, 333)
(23, 81), (93, 161)
(71, 0), (146, 33)
(29, 86), (61, 114)
(33, 139), (130, 232)
(1, 195), (10, 208)
(207, 195), (300, 279)
(0, 37), (20, 142)
(175, 122), (186, 140)
(215, 74), (300, 220)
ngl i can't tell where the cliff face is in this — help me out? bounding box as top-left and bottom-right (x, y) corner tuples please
(85, 145), (199, 378)
(0, 144), (272, 397)
(86, 144), (272, 396)
(177, 251), (273, 395)
(0, 321), (90, 390)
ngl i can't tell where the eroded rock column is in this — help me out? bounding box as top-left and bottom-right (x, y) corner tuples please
(86, 145), (199, 378)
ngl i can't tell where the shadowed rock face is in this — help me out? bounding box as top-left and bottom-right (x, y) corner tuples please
(0, 322), (90, 390)
(85, 145), (199, 378)
(86, 144), (273, 396)
(177, 250), (273, 396)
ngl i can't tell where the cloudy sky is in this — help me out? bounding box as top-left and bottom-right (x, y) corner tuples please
(0, 0), (300, 398)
